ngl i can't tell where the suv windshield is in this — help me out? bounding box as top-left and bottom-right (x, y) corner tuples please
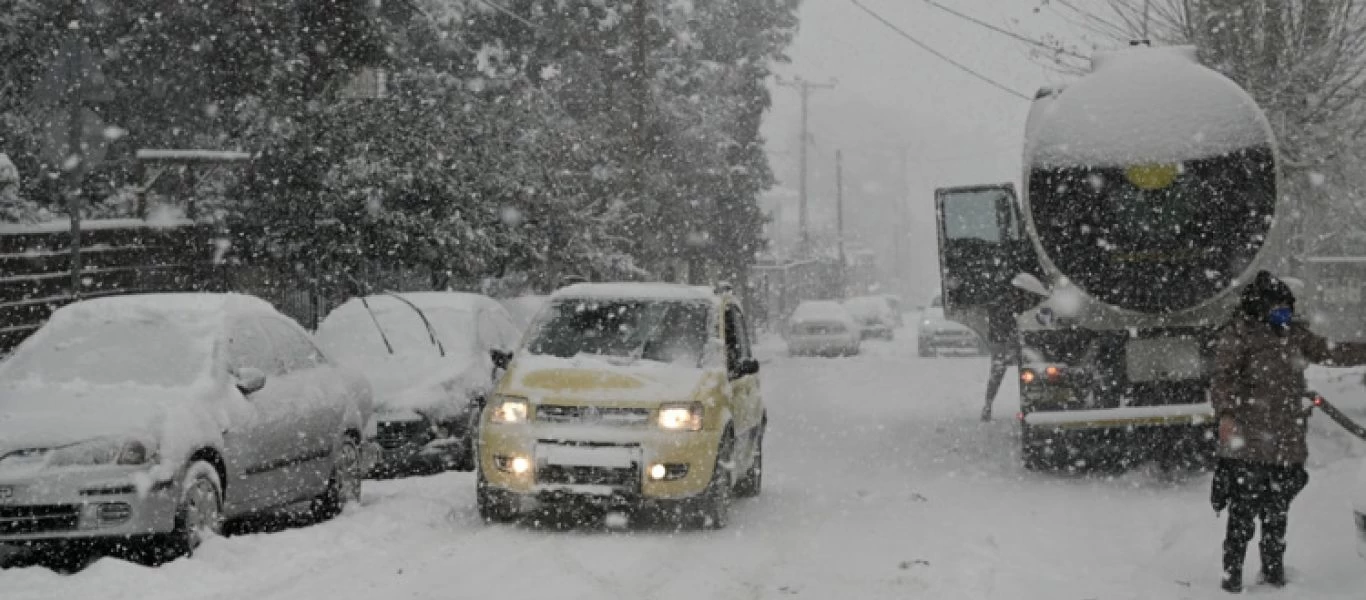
(526, 298), (711, 366)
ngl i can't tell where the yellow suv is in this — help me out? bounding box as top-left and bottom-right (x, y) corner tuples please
(477, 283), (765, 528)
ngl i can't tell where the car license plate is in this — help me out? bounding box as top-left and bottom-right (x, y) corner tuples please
(537, 444), (638, 468)
(1126, 337), (1203, 382)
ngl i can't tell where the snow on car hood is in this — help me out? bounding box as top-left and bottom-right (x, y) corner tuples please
(0, 381), (229, 476)
(334, 351), (490, 422)
(503, 354), (712, 404)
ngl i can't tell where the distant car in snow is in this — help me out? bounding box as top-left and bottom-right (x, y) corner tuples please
(498, 294), (549, 333)
(917, 293), (987, 357)
(842, 295), (897, 340)
(784, 301), (861, 357)
(0, 294), (373, 562)
(316, 292), (522, 477)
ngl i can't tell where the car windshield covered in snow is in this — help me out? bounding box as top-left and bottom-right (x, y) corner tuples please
(0, 312), (211, 388)
(525, 298), (711, 365)
(317, 303), (473, 362)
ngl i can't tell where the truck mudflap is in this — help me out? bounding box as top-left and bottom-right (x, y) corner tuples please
(1021, 403), (1215, 430)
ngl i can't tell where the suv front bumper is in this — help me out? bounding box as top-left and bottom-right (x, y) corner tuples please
(479, 423), (721, 502)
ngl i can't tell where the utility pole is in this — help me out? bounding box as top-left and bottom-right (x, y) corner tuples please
(835, 149), (845, 269)
(63, 16), (86, 300)
(777, 76), (836, 255)
(1141, 0), (1150, 40)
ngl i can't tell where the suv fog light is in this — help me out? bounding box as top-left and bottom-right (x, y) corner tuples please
(648, 463), (689, 481)
(496, 455), (532, 475)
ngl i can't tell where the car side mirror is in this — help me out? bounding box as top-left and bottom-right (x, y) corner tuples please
(235, 367), (267, 396)
(491, 348), (513, 371)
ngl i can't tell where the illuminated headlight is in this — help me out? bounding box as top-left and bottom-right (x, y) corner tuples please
(48, 438), (154, 468)
(657, 402), (703, 431)
(490, 396), (530, 424)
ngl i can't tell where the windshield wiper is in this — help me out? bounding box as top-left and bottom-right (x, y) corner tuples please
(360, 296), (395, 355)
(384, 291), (447, 357)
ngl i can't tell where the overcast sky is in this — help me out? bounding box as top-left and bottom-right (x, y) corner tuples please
(762, 0), (1125, 297)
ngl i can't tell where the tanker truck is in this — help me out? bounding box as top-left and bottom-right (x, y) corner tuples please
(933, 45), (1290, 470)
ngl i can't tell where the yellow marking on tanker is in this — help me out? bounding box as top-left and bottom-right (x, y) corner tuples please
(1125, 163), (1179, 190)
(1031, 413), (1214, 430)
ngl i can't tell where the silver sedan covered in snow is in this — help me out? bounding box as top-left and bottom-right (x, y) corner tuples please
(0, 294), (373, 560)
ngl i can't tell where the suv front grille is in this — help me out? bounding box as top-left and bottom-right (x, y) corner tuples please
(0, 504), (80, 535)
(538, 405), (651, 426)
(537, 464), (640, 488)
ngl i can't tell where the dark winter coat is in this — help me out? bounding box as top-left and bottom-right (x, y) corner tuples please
(1210, 316), (1366, 465)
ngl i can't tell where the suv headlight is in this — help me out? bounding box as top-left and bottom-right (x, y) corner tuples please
(657, 402), (703, 431)
(47, 438), (154, 468)
(490, 395), (530, 424)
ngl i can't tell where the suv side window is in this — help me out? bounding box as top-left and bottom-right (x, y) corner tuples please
(227, 316), (278, 375)
(723, 303), (752, 367)
(262, 317), (325, 374)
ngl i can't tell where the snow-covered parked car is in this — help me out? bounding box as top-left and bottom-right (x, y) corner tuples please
(316, 292), (522, 476)
(477, 283), (764, 528)
(917, 293), (987, 357)
(842, 295), (897, 340)
(784, 300), (861, 357)
(498, 294), (549, 332)
(0, 294), (373, 561)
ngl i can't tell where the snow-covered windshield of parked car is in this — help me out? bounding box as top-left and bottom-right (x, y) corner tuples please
(0, 314), (211, 388)
(317, 305), (474, 362)
(525, 299), (711, 366)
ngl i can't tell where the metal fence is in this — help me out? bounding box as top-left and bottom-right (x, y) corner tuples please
(0, 219), (224, 353)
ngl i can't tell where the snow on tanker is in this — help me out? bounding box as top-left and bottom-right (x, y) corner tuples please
(934, 45), (1290, 469)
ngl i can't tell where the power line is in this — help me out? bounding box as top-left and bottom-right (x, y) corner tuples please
(920, 0), (1088, 60)
(470, 0), (538, 30)
(849, 0), (1033, 101)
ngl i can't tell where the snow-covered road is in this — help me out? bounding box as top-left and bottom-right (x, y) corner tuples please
(9, 327), (1366, 599)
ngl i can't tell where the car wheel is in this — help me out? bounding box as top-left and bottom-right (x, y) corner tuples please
(312, 436), (362, 521)
(734, 423), (764, 498)
(692, 428), (735, 529)
(476, 469), (518, 523)
(149, 460), (222, 563)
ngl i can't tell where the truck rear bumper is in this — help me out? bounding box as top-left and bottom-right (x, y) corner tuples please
(1021, 403), (1215, 430)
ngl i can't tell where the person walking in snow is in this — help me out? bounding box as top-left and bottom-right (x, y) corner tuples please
(1209, 270), (1366, 592)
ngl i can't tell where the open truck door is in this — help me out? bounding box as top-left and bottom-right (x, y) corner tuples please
(934, 183), (1038, 345)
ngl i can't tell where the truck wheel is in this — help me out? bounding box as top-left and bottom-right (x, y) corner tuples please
(1021, 427), (1055, 471)
(734, 424), (765, 498)
(693, 429), (735, 529)
(477, 470), (518, 523)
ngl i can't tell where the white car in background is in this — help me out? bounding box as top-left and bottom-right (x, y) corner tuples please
(0, 294), (373, 563)
(917, 294), (987, 357)
(316, 292), (522, 476)
(843, 295), (898, 340)
(785, 301), (862, 357)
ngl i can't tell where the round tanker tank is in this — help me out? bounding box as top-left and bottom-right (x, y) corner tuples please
(1022, 46), (1281, 314)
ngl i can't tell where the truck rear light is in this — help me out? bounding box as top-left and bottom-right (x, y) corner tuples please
(1020, 369), (1037, 384)
(1044, 366), (1063, 382)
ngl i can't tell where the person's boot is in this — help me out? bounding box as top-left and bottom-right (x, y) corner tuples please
(1222, 552), (1244, 593)
(1221, 570), (1243, 593)
(1259, 564), (1286, 588)
(980, 406), (992, 422)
